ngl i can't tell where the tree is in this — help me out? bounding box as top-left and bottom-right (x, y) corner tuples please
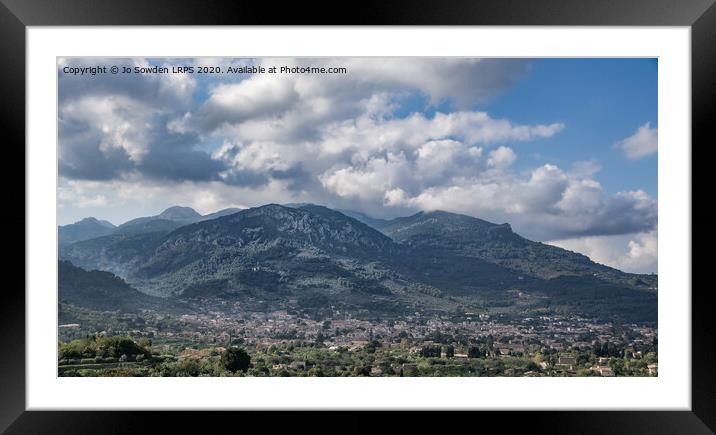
(221, 347), (251, 373)
(443, 345), (455, 358)
(467, 345), (484, 358)
(138, 338), (152, 349)
(420, 345), (441, 358)
(365, 339), (382, 354)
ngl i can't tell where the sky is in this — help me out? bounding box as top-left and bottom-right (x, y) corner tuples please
(57, 57), (658, 273)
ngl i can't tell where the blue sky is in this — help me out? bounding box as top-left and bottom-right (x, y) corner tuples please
(388, 58), (658, 196)
(57, 58), (658, 272)
(487, 58), (657, 197)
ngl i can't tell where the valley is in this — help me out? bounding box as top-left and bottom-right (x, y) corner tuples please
(57, 203), (658, 377)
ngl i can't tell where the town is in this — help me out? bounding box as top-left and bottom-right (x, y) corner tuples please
(58, 301), (658, 377)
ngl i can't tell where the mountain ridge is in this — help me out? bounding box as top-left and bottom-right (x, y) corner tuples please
(58, 203), (657, 322)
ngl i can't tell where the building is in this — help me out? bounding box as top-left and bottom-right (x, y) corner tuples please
(591, 365), (614, 377)
(556, 356), (577, 371)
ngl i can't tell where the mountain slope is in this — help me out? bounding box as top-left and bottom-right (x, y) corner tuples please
(366, 210), (656, 289)
(59, 204), (657, 321)
(61, 232), (167, 278)
(128, 204), (403, 297)
(58, 260), (162, 311)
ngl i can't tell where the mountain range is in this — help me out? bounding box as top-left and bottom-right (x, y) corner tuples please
(58, 204), (657, 322)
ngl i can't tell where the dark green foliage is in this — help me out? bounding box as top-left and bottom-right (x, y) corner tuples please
(59, 335), (150, 360)
(468, 346), (485, 358)
(420, 345), (442, 358)
(444, 345), (455, 358)
(364, 339), (382, 354)
(221, 347), (251, 373)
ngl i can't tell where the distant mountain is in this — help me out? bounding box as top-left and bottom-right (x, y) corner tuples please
(336, 209), (391, 231)
(157, 206), (203, 221)
(58, 217), (116, 246)
(283, 202), (314, 208)
(199, 207), (242, 222)
(114, 206), (202, 235)
(59, 204), (657, 322)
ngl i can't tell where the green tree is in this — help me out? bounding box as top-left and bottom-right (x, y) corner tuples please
(365, 339), (382, 354)
(221, 347), (251, 373)
(467, 345), (484, 358)
(443, 345), (455, 358)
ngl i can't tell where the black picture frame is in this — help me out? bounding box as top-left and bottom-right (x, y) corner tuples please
(1, 0), (713, 432)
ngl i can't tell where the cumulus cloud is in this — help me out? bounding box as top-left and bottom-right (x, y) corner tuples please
(487, 146), (517, 169)
(58, 58), (546, 186)
(58, 58), (223, 183)
(192, 58), (534, 139)
(548, 230), (657, 274)
(378, 162), (656, 241)
(614, 122), (658, 159)
(57, 57), (657, 266)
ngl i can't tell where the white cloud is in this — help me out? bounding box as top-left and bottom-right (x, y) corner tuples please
(415, 140), (483, 184)
(313, 111), (562, 162)
(319, 153), (412, 201)
(487, 146), (517, 169)
(547, 230), (657, 274)
(191, 58), (537, 140)
(213, 141), (291, 173)
(60, 94), (156, 163)
(57, 57), (656, 252)
(615, 122), (658, 159)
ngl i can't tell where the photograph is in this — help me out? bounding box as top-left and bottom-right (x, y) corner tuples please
(1, 0), (712, 427)
(56, 57), (659, 378)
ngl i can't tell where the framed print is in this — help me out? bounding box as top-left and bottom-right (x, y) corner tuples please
(2, 0), (714, 432)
